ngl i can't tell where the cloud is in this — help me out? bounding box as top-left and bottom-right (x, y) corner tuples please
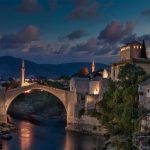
(68, 0), (100, 21)
(70, 38), (99, 54)
(19, 0), (40, 13)
(98, 20), (135, 44)
(0, 25), (39, 49)
(65, 29), (88, 40)
(141, 9), (150, 17)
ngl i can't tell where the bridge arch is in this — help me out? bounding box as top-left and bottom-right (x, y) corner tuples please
(4, 84), (69, 115)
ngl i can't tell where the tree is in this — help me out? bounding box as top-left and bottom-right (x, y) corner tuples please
(118, 64), (149, 87)
(140, 40), (147, 58)
(99, 64), (149, 136)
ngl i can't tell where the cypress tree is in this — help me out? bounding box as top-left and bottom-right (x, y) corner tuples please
(140, 40), (147, 58)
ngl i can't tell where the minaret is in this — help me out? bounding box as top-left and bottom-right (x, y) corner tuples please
(92, 60), (95, 73)
(21, 60), (25, 87)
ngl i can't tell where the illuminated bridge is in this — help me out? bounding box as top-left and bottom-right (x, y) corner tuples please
(0, 83), (82, 128)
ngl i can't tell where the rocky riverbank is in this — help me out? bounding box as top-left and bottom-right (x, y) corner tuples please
(0, 121), (18, 140)
(66, 115), (108, 136)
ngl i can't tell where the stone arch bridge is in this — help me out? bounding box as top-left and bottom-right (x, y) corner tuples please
(0, 83), (83, 127)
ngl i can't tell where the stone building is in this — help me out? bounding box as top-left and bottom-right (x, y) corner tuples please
(111, 41), (150, 80)
(70, 76), (108, 110)
(138, 79), (150, 132)
(120, 41), (142, 61)
(138, 79), (150, 110)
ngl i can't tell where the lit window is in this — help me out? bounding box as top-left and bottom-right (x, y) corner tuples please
(134, 46), (136, 48)
(146, 88), (150, 97)
(140, 46), (142, 48)
(137, 46), (138, 48)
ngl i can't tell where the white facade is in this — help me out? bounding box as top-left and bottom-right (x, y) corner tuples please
(70, 77), (89, 94)
(138, 79), (150, 110)
(102, 69), (109, 79)
(70, 77), (101, 95)
(89, 81), (100, 95)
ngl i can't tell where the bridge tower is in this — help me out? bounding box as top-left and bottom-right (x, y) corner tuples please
(92, 59), (95, 73)
(21, 60), (25, 87)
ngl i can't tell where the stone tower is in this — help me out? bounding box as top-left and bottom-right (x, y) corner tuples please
(21, 60), (25, 87)
(92, 60), (95, 73)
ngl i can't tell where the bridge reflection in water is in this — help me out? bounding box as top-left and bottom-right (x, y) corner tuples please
(1, 118), (104, 150)
(19, 121), (33, 150)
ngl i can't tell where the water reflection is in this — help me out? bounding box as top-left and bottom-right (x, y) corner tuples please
(3, 119), (104, 150)
(19, 121), (33, 150)
(64, 131), (104, 150)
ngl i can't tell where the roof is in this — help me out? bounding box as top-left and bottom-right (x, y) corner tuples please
(140, 78), (150, 86)
(111, 58), (150, 66)
(122, 41), (142, 47)
(71, 77), (89, 81)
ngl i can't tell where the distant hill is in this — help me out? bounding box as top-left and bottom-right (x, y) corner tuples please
(0, 56), (109, 79)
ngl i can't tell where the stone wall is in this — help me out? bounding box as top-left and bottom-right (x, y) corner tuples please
(66, 115), (107, 135)
(138, 83), (150, 110)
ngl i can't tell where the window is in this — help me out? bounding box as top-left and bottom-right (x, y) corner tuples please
(146, 88), (150, 97)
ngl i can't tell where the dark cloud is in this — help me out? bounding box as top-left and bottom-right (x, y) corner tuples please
(141, 9), (150, 17)
(121, 34), (150, 47)
(69, 0), (100, 21)
(19, 0), (40, 13)
(98, 20), (135, 44)
(0, 25), (39, 49)
(66, 29), (88, 40)
(70, 38), (99, 54)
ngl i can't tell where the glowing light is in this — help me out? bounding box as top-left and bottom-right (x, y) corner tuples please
(103, 69), (109, 78)
(120, 46), (130, 51)
(25, 90), (31, 93)
(20, 121), (33, 150)
(93, 88), (99, 95)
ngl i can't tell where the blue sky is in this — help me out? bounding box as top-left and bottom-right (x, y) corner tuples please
(0, 0), (150, 64)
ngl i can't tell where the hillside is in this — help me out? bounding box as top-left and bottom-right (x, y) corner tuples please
(0, 56), (109, 79)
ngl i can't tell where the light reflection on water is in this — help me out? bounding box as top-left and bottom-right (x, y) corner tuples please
(2, 119), (104, 150)
(20, 121), (33, 150)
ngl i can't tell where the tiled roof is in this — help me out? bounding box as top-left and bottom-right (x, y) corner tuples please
(140, 78), (150, 86)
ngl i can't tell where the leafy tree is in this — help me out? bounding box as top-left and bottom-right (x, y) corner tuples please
(140, 40), (147, 58)
(99, 64), (149, 137)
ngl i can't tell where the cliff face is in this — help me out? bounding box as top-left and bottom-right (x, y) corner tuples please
(7, 90), (66, 122)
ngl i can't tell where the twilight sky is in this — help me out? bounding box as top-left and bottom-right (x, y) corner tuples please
(0, 0), (150, 64)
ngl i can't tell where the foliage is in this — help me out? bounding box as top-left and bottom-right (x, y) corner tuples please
(59, 75), (70, 80)
(140, 40), (147, 58)
(87, 109), (101, 119)
(78, 108), (85, 118)
(111, 136), (136, 150)
(99, 64), (149, 136)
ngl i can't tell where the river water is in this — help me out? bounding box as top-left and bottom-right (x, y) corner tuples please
(2, 118), (104, 150)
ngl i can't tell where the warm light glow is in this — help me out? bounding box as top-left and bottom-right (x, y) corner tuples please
(89, 81), (100, 95)
(87, 96), (93, 103)
(93, 88), (99, 95)
(103, 69), (109, 78)
(20, 121), (33, 150)
(25, 90), (31, 93)
(120, 46), (130, 51)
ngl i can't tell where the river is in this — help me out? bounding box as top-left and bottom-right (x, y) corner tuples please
(1, 118), (104, 150)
